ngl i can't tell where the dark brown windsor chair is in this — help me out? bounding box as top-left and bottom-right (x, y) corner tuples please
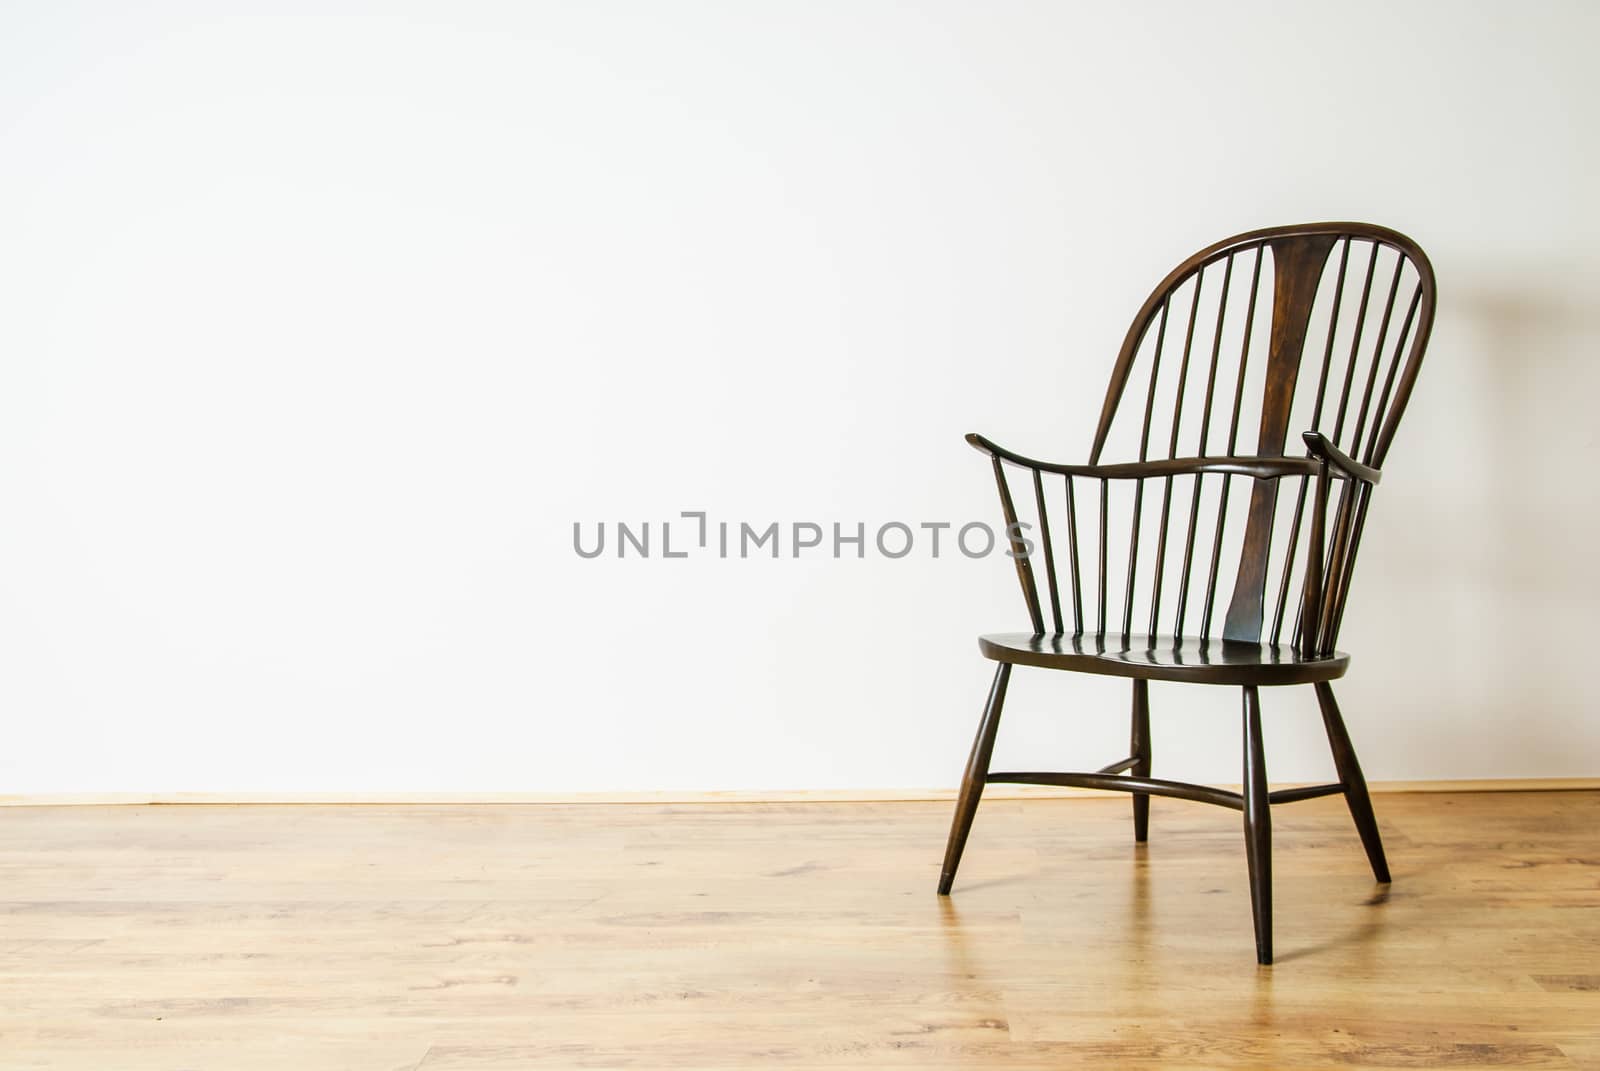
(939, 222), (1436, 964)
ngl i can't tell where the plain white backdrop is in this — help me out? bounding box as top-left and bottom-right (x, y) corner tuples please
(2, 1), (1597, 795)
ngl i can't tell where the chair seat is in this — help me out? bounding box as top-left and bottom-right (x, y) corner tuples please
(978, 632), (1349, 686)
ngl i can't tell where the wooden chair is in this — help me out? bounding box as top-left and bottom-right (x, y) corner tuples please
(938, 222), (1436, 964)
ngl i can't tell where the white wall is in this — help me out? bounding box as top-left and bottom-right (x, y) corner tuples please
(2, 1), (1597, 795)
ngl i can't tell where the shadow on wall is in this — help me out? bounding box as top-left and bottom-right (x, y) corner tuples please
(1345, 261), (1600, 778)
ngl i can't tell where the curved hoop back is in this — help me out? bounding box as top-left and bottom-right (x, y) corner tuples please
(1090, 223), (1436, 471)
(983, 223), (1436, 652)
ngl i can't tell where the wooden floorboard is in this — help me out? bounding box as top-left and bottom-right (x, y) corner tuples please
(0, 791), (1595, 1069)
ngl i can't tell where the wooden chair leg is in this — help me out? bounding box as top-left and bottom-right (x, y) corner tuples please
(1314, 681), (1392, 884)
(1130, 679), (1151, 842)
(1241, 685), (1272, 965)
(938, 663), (1011, 895)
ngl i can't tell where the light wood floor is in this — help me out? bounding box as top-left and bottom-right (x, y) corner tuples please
(1, 792), (1596, 1069)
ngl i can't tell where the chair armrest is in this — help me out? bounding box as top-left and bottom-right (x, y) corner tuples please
(966, 432), (1320, 481)
(1302, 432), (1381, 485)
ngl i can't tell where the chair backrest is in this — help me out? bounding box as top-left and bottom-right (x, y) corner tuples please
(993, 223), (1436, 652)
